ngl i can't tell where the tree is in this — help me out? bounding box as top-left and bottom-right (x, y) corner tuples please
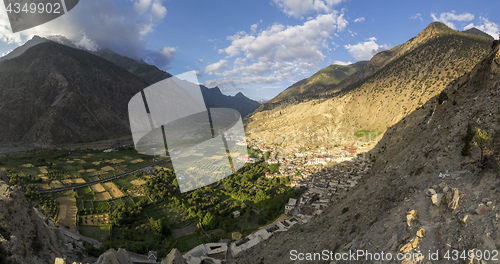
(202, 212), (216, 230)
(474, 128), (491, 165)
(437, 91), (448, 104)
(172, 178), (179, 188)
(255, 190), (266, 203)
(149, 217), (170, 236)
(269, 164), (280, 174)
(461, 123), (475, 156)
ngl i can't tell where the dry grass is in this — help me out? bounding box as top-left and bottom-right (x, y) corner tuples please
(130, 159), (144, 164)
(56, 196), (77, 230)
(38, 166), (48, 174)
(130, 179), (146, 186)
(101, 166), (114, 172)
(91, 184), (106, 193)
(103, 182), (124, 198)
(80, 213), (109, 226)
(50, 180), (63, 188)
(74, 178), (86, 184)
(62, 179), (74, 184)
(95, 192), (112, 201)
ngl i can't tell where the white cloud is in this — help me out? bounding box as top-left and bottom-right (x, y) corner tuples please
(333, 60), (352, 65)
(272, 0), (344, 19)
(221, 13), (345, 62)
(354, 17), (365, 23)
(133, 0), (152, 13)
(204, 13), (347, 91)
(159, 47), (176, 60)
(250, 23), (258, 34)
(430, 11), (474, 29)
(0, 0), (169, 63)
(463, 17), (499, 40)
(205, 59), (229, 75)
(344, 37), (389, 60)
(410, 13), (423, 21)
(73, 33), (99, 51)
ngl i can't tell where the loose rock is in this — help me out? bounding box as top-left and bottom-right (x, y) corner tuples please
(447, 188), (460, 210)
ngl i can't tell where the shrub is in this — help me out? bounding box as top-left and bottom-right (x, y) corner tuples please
(437, 91), (448, 104)
(461, 123), (475, 156)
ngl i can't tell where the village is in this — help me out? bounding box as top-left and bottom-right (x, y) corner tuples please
(180, 138), (376, 263)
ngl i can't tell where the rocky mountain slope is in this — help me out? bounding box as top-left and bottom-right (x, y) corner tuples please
(0, 38), (260, 148)
(0, 35), (47, 63)
(261, 61), (368, 108)
(245, 23), (494, 150)
(0, 41), (148, 147)
(463, 28), (495, 40)
(0, 174), (91, 264)
(234, 37), (500, 264)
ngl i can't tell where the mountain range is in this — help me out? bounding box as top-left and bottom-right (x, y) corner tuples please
(245, 22), (495, 150)
(0, 37), (260, 148)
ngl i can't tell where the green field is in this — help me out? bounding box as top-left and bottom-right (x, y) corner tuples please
(354, 130), (382, 140)
(2, 146), (300, 258)
(80, 225), (110, 242)
(177, 233), (203, 252)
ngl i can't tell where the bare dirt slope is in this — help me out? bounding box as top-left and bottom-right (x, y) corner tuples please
(245, 23), (493, 151)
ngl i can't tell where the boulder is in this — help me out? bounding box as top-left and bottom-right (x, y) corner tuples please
(406, 210), (418, 226)
(475, 203), (488, 215)
(459, 214), (469, 225)
(447, 188), (460, 210)
(431, 193), (444, 206)
(54, 258), (67, 264)
(416, 228), (425, 238)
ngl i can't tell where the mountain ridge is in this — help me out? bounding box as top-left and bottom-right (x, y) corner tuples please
(0, 38), (260, 148)
(245, 22), (494, 151)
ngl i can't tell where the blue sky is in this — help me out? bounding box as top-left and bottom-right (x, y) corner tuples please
(1, 0), (499, 101)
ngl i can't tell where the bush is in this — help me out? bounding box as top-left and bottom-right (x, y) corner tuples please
(461, 123), (476, 156)
(492, 40), (499, 49)
(437, 91), (448, 104)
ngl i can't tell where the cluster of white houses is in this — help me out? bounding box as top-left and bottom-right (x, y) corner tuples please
(237, 155), (257, 163)
(287, 158), (372, 217)
(229, 216), (299, 257)
(179, 141), (375, 263)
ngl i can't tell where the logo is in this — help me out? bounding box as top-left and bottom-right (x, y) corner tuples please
(3, 0), (79, 33)
(128, 71), (248, 193)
